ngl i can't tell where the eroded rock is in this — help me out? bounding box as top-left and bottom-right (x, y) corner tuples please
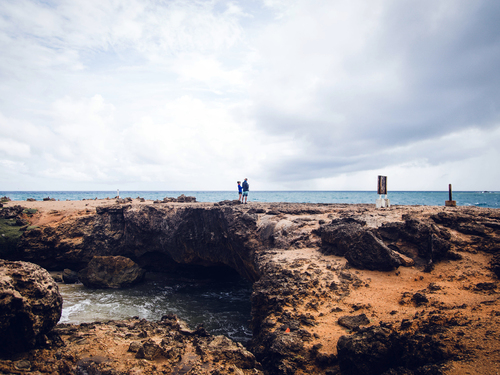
(337, 324), (448, 375)
(78, 256), (145, 289)
(0, 260), (62, 353)
(321, 219), (401, 271)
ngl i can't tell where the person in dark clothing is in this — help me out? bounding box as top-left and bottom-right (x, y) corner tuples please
(242, 178), (249, 204)
(237, 181), (243, 202)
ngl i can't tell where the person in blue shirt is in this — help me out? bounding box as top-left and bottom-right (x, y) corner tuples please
(242, 178), (249, 204)
(237, 181), (243, 202)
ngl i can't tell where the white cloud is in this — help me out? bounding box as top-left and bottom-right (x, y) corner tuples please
(0, 138), (30, 158)
(0, 0), (499, 191)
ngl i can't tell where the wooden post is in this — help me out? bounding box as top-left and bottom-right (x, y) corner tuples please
(445, 184), (456, 207)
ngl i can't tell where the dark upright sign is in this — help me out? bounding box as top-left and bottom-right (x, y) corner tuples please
(378, 176), (387, 195)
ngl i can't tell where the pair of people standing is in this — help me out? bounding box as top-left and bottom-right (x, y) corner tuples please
(237, 178), (249, 204)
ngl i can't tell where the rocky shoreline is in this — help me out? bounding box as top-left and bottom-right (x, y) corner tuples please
(1, 199), (499, 374)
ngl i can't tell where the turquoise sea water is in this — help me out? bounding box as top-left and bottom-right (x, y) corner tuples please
(1, 190), (499, 208)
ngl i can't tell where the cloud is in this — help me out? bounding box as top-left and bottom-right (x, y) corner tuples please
(242, 1), (500, 188)
(0, 0), (499, 191)
(0, 138), (30, 158)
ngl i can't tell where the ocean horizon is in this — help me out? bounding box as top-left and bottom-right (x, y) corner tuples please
(1, 190), (499, 208)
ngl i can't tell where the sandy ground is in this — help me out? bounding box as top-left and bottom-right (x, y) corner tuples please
(3, 198), (212, 227)
(263, 247), (500, 374)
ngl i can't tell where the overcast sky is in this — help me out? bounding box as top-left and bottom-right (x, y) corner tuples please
(1, 0), (499, 191)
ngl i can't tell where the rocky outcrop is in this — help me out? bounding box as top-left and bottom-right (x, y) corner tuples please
(320, 218), (402, 271)
(0, 204), (24, 219)
(0, 315), (263, 374)
(12, 203), (494, 279)
(16, 204), (262, 281)
(78, 255), (146, 288)
(0, 260), (62, 353)
(337, 325), (447, 375)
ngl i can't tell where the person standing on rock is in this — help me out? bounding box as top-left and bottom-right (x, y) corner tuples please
(242, 178), (249, 204)
(237, 181), (243, 202)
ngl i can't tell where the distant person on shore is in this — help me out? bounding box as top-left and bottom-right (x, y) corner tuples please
(242, 178), (249, 204)
(237, 181), (242, 202)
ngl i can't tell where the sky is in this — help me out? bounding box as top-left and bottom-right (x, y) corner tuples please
(1, 0), (499, 192)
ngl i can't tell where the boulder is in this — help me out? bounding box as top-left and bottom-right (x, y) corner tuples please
(62, 268), (79, 284)
(321, 219), (401, 271)
(321, 218), (367, 256)
(337, 326), (394, 375)
(337, 325), (447, 375)
(0, 260), (62, 353)
(338, 314), (371, 330)
(0, 204), (24, 219)
(345, 231), (401, 271)
(78, 256), (146, 289)
(176, 194), (196, 202)
(379, 216), (451, 262)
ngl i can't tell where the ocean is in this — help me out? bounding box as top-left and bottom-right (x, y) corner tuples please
(1, 190), (499, 208)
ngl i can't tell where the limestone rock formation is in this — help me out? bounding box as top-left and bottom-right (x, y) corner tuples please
(78, 256), (146, 289)
(337, 324), (448, 375)
(0, 260), (62, 353)
(320, 218), (401, 271)
(16, 204), (262, 281)
(0, 316), (264, 374)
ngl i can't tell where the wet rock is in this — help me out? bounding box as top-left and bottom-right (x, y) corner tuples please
(62, 268), (79, 284)
(0, 260), (62, 353)
(78, 256), (145, 289)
